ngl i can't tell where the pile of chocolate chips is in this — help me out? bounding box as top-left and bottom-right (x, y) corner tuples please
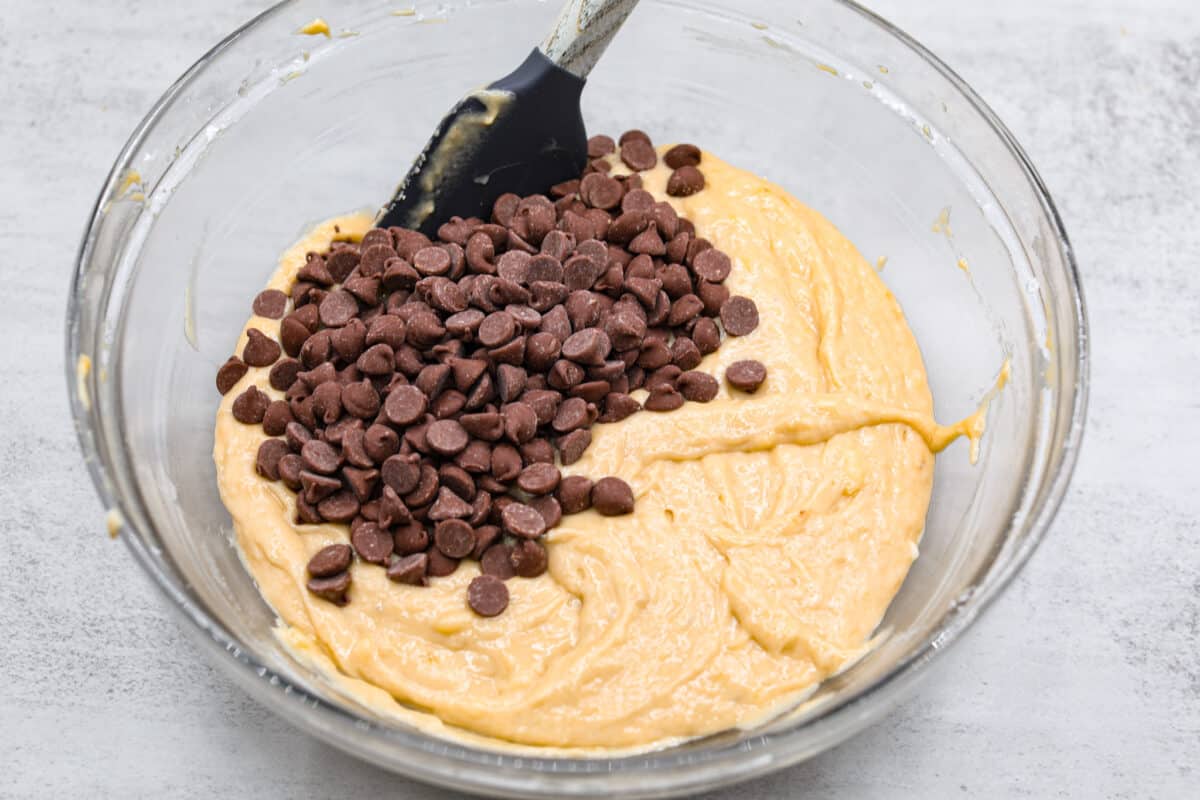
(216, 130), (766, 617)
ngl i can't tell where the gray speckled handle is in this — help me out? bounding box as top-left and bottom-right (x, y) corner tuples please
(540, 0), (641, 80)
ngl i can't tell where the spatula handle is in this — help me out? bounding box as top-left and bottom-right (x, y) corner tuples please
(540, 0), (641, 80)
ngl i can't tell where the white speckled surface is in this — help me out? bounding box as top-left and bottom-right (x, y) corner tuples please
(3, 1), (1197, 797)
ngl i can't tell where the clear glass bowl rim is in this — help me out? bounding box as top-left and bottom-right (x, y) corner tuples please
(64, 1), (1090, 796)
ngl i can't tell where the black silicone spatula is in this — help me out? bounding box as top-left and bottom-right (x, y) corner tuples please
(375, 0), (641, 235)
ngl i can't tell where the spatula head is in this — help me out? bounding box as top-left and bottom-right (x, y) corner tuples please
(376, 49), (588, 235)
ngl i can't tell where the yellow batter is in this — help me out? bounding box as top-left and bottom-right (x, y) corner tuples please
(214, 149), (986, 752)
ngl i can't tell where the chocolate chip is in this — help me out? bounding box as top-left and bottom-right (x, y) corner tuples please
(351, 522), (394, 564)
(551, 396), (589, 433)
(365, 425), (400, 463)
(529, 496), (561, 529)
(564, 290), (602, 330)
(301, 444), (342, 487)
(580, 173), (623, 210)
(645, 385), (684, 411)
(300, 470), (341, 504)
(261, 400), (293, 436)
(427, 549), (460, 577)
(667, 165), (706, 197)
(331, 320), (367, 362)
(318, 290), (359, 328)
(690, 245), (732, 283)
(637, 339), (671, 370)
(645, 363), (681, 391)
(692, 317), (721, 354)
(678, 371), (719, 402)
(569, 380), (609, 404)
(467, 575), (510, 617)
(587, 134), (616, 158)
(298, 465), (340, 503)
(621, 189), (655, 214)
(426, 419), (469, 456)
(561, 328), (611, 365)
(232, 385), (270, 424)
(557, 475), (594, 513)
(521, 389), (562, 425)
(471, 524), (501, 559)
(285, 420), (312, 450)
(510, 539), (548, 578)
(405, 463), (440, 507)
(557, 428), (592, 465)
(519, 438), (553, 466)
(298, 255), (334, 287)
(668, 294), (704, 327)
(275, 452), (303, 489)
(671, 337), (703, 371)
(607, 210), (650, 245)
(620, 138), (657, 171)
(392, 521), (429, 556)
(726, 360), (767, 393)
(491, 193), (520, 226)
(429, 486), (473, 521)
(598, 392), (640, 423)
(307, 571), (350, 604)
(629, 223), (666, 256)
(417, 367), (454, 407)
(502, 402), (538, 444)
(664, 143), (701, 168)
(400, 315), (440, 352)
(465, 231), (496, 274)
(387, 552), (428, 585)
(478, 311), (517, 347)
(696, 280), (729, 317)
(434, 518), (475, 558)
(446, 309), (485, 340)
(686, 236), (713, 265)
(384, 385), (427, 425)
(242, 328), (281, 367)
(495, 364), (527, 403)
(501, 502), (546, 539)
(301, 362), (336, 389)
(366, 315), (407, 350)
(592, 477), (634, 515)
(339, 379), (378, 419)
(255, 439), (289, 480)
(310, 381), (343, 425)
(465, 372), (496, 410)
(343, 427), (374, 468)
(658, 264), (692, 299)
(318, 489), (360, 523)
(413, 246), (451, 276)
(425, 277), (467, 314)
(497, 341), (534, 371)
(720, 296), (760, 336)
(343, 466), (379, 502)
(356, 343), (395, 376)
(253, 289), (288, 319)
(431, 390), (467, 420)
(517, 462), (560, 495)
(379, 455), (420, 496)
(307, 544), (352, 577)
(216, 356), (248, 395)
(480, 544), (515, 579)
(665, 232), (690, 263)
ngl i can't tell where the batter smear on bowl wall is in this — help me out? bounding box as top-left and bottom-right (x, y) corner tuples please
(213, 133), (994, 751)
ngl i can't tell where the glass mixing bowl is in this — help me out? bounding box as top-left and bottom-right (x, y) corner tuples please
(66, 0), (1088, 796)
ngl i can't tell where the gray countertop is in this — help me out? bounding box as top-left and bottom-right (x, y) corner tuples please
(3, 1), (1197, 797)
